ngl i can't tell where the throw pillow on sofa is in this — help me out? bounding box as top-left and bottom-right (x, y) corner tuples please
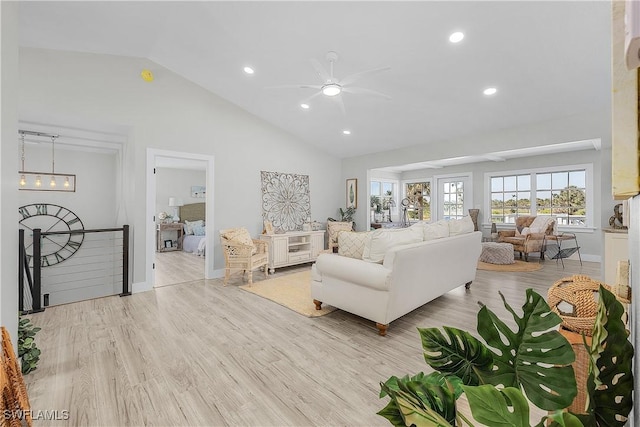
(362, 226), (423, 263)
(338, 231), (371, 259)
(423, 220), (450, 241)
(448, 215), (475, 236)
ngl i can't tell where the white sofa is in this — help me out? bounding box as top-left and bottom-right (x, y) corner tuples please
(311, 218), (482, 335)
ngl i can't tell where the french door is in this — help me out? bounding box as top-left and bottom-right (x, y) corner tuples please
(435, 175), (472, 220)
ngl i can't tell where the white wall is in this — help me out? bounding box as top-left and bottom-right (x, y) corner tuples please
(18, 48), (342, 287)
(1, 1), (19, 342)
(155, 168), (205, 220)
(17, 145), (118, 227)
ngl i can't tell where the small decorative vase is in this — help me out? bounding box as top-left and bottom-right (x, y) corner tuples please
(468, 209), (480, 231)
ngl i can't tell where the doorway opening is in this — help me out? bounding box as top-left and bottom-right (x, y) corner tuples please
(146, 149), (215, 289)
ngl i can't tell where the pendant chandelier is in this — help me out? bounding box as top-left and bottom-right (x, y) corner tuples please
(19, 130), (76, 192)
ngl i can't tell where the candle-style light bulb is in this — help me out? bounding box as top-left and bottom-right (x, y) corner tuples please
(35, 175), (42, 187)
(50, 176), (56, 187)
(20, 175), (26, 186)
(64, 177), (70, 188)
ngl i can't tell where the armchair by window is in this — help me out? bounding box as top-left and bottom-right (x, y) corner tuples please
(219, 227), (268, 285)
(497, 216), (555, 261)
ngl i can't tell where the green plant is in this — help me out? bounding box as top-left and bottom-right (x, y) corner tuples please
(18, 317), (41, 374)
(371, 195), (382, 213)
(378, 286), (633, 427)
(338, 207), (356, 222)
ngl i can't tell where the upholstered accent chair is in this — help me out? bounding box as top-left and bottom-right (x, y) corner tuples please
(326, 221), (354, 252)
(219, 227), (268, 285)
(497, 216), (555, 261)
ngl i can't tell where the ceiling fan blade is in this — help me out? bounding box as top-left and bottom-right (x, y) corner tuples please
(342, 86), (392, 100)
(310, 58), (331, 82)
(331, 95), (347, 115)
(340, 66), (391, 86)
(301, 91), (323, 104)
(265, 84), (322, 90)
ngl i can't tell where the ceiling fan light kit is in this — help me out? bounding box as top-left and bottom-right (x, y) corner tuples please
(273, 50), (391, 114)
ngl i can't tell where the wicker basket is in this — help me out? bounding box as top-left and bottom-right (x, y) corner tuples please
(558, 327), (592, 414)
(547, 275), (612, 336)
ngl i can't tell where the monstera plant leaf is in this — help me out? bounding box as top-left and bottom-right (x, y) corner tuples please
(535, 411), (585, 427)
(378, 373), (458, 426)
(419, 326), (494, 386)
(580, 286), (634, 427)
(477, 289), (577, 411)
(463, 385), (530, 427)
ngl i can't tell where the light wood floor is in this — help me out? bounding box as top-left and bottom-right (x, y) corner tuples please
(24, 259), (599, 426)
(154, 250), (205, 288)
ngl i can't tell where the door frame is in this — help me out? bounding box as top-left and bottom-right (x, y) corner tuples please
(146, 148), (215, 288)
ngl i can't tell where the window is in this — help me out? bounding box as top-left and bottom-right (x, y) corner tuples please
(536, 170), (586, 226)
(487, 166), (591, 228)
(370, 180), (396, 214)
(490, 174), (531, 224)
(441, 180), (465, 219)
(404, 181), (431, 221)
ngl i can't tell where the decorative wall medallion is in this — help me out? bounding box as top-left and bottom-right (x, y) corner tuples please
(261, 171), (311, 232)
(18, 203), (84, 267)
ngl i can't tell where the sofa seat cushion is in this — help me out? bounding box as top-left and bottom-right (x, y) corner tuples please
(315, 253), (392, 291)
(338, 231), (371, 259)
(362, 226), (423, 263)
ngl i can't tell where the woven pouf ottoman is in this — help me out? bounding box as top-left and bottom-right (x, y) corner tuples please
(480, 242), (515, 265)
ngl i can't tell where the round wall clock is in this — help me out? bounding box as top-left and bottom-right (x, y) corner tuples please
(18, 203), (85, 267)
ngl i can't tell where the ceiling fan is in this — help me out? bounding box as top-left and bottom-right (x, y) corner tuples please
(271, 51), (391, 114)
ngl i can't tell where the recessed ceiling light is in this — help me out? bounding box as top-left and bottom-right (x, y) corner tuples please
(449, 32), (464, 43)
(343, 130), (351, 135)
(483, 87), (497, 96)
(243, 66), (254, 74)
(300, 103), (310, 109)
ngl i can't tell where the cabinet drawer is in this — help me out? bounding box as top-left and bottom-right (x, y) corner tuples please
(289, 251), (310, 262)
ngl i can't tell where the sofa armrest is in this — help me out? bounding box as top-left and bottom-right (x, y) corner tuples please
(315, 254), (392, 291)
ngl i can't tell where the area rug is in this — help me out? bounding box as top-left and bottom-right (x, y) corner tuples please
(239, 270), (336, 317)
(477, 260), (543, 272)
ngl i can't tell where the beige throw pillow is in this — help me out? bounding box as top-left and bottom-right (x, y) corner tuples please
(423, 220), (450, 240)
(362, 226), (423, 263)
(221, 227), (256, 253)
(448, 216), (475, 236)
(338, 231), (371, 259)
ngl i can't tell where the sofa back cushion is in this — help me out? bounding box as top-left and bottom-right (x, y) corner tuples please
(362, 226), (423, 263)
(448, 215), (475, 236)
(338, 231), (371, 259)
(423, 220), (450, 241)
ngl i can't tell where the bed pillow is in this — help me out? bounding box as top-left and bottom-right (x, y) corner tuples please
(192, 224), (206, 236)
(184, 219), (204, 235)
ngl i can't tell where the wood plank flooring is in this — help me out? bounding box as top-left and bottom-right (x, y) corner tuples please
(154, 251), (205, 288)
(24, 259), (600, 426)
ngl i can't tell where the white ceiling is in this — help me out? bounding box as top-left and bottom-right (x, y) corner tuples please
(18, 1), (611, 159)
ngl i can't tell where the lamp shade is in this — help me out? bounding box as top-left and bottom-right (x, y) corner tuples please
(168, 197), (184, 207)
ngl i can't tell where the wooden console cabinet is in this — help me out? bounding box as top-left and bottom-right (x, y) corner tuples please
(259, 230), (325, 273)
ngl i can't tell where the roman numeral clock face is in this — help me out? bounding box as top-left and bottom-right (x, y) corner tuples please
(19, 203), (84, 267)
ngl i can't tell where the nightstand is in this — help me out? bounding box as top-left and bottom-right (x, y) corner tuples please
(157, 222), (184, 252)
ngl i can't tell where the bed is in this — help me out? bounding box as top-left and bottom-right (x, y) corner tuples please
(179, 202), (206, 255)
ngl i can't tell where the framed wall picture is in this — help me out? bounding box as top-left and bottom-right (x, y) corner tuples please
(263, 220), (275, 235)
(164, 240), (173, 248)
(346, 178), (357, 209)
(191, 185), (206, 198)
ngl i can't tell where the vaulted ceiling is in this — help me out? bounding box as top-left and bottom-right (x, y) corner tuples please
(18, 1), (611, 158)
